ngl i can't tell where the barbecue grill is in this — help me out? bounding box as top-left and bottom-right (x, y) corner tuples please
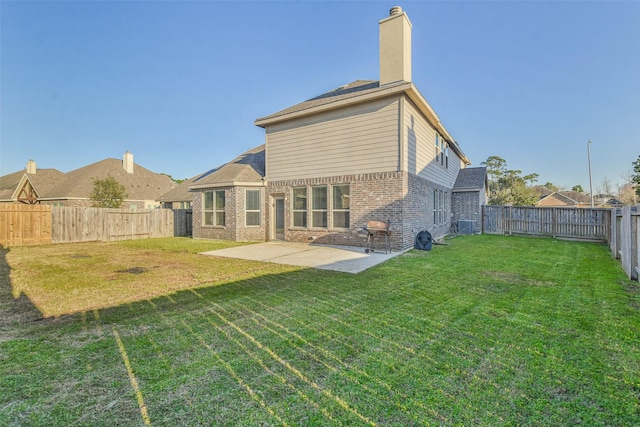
(361, 220), (391, 254)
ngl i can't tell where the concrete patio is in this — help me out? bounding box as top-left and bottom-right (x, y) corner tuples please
(200, 241), (405, 274)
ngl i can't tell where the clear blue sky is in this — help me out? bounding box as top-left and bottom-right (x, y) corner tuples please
(2, 1), (639, 193)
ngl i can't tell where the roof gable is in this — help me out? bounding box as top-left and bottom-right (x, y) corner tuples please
(255, 80), (470, 165)
(189, 145), (265, 190)
(453, 167), (487, 191)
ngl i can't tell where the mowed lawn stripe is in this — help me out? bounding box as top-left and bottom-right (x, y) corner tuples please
(2, 235), (639, 425)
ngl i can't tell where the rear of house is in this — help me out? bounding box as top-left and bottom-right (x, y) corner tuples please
(190, 6), (484, 251)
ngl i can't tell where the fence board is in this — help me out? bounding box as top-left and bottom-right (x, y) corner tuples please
(615, 206), (639, 280)
(49, 207), (187, 243)
(0, 204), (52, 246)
(483, 206), (610, 241)
(172, 209), (192, 237)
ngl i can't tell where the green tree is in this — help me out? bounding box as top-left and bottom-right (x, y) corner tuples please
(544, 182), (558, 191)
(480, 156), (539, 206)
(89, 176), (128, 208)
(633, 155), (640, 197)
(572, 185), (584, 193)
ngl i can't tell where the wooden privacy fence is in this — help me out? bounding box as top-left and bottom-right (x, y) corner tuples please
(0, 206), (192, 246)
(0, 204), (52, 246)
(610, 206), (639, 281)
(482, 206), (610, 241)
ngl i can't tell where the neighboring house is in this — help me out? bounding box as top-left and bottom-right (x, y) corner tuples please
(0, 152), (173, 209)
(158, 177), (196, 209)
(594, 194), (623, 208)
(536, 191), (594, 208)
(452, 167), (488, 233)
(191, 7), (484, 250)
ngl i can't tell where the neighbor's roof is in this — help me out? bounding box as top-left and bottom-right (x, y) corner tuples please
(453, 167), (487, 191)
(0, 168), (65, 201)
(537, 191), (592, 206)
(158, 175), (199, 203)
(188, 145), (265, 190)
(254, 80), (470, 165)
(42, 158), (173, 201)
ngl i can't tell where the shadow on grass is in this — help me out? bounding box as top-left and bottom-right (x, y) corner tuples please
(0, 245), (46, 331)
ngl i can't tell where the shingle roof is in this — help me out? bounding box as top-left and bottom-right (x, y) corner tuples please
(45, 158), (173, 200)
(158, 175), (199, 203)
(453, 167), (487, 190)
(255, 80), (381, 123)
(188, 145), (265, 190)
(0, 169), (65, 201)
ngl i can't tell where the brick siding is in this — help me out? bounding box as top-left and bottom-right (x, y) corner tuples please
(451, 191), (481, 233)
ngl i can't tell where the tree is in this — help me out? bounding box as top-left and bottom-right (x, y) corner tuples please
(572, 185), (584, 193)
(480, 156), (539, 206)
(633, 155), (640, 197)
(89, 176), (128, 208)
(598, 177), (613, 196)
(544, 182), (558, 191)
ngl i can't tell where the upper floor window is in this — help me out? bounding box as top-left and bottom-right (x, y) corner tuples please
(332, 184), (350, 228)
(293, 187), (307, 228)
(204, 190), (225, 226)
(245, 189), (260, 226)
(435, 133), (449, 168)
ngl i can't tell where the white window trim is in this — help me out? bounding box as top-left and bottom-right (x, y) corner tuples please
(245, 189), (261, 227)
(203, 190), (225, 227)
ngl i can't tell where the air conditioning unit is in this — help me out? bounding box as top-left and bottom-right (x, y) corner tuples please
(457, 220), (475, 235)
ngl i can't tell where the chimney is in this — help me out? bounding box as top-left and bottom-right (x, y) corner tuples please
(26, 159), (36, 174)
(123, 151), (134, 174)
(379, 6), (412, 86)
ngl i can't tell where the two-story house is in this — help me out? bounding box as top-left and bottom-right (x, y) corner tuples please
(190, 6), (486, 250)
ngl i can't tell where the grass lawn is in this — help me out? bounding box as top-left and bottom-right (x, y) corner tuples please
(1, 235), (638, 426)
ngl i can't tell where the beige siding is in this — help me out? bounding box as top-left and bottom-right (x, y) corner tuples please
(266, 97), (400, 180)
(403, 98), (461, 188)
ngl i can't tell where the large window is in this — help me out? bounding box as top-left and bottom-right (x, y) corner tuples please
(293, 187), (307, 227)
(332, 184), (350, 228)
(245, 189), (260, 226)
(204, 190), (225, 226)
(433, 189), (447, 225)
(312, 186), (327, 228)
(433, 190), (438, 224)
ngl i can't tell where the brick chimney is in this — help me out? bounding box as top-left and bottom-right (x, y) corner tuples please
(379, 6), (412, 86)
(26, 159), (36, 174)
(123, 151), (134, 174)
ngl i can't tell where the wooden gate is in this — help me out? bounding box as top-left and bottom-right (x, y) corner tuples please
(0, 204), (52, 246)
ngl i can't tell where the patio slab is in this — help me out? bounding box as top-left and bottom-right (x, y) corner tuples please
(200, 241), (405, 274)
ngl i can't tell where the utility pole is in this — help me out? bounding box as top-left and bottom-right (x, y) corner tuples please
(587, 139), (594, 208)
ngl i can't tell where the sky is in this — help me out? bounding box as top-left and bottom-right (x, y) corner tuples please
(1, 1), (639, 194)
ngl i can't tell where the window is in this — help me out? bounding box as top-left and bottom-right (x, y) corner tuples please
(311, 186), (327, 228)
(332, 184), (350, 228)
(435, 133), (448, 167)
(245, 189), (260, 226)
(445, 145), (449, 169)
(444, 192), (448, 224)
(433, 190), (437, 225)
(204, 190), (225, 226)
(434, 189), (446, 225)
(293, 187), (307, 227)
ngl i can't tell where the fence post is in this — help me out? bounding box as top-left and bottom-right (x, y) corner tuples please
(620, 206), (633, 279)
